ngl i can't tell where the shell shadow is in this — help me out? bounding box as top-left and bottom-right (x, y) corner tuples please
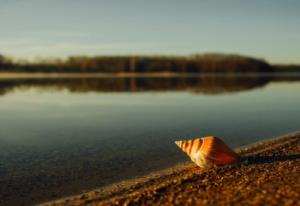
(241, 154), (300, 165)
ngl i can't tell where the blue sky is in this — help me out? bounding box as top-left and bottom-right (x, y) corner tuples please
(0, 0), (299, 63)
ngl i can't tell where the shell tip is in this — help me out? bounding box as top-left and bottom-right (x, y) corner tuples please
(175, 141), (181, 147)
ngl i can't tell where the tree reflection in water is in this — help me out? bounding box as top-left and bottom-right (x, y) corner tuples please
(0, 74), (299, 96)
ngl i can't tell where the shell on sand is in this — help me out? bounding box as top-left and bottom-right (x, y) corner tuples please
(175, 136), (240, 168)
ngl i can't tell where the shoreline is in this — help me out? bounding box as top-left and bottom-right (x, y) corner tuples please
(40, 131), (300, 206)
(1, 72), (300, 79)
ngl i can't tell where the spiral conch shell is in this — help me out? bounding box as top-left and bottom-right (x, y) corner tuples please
(175, 136), (240, 168)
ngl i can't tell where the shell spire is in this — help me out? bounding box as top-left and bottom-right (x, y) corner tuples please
(175, 136), (240, 168)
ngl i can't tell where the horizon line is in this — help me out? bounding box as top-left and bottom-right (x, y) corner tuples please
(2, 52), (299, 65)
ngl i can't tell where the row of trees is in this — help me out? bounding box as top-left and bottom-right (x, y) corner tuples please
(0, 53), (274, 73)
(0, 54), (14, 69)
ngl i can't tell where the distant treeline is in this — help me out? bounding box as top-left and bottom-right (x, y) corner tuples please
(273, 64), (300, 72)
(0, 53), (298, 73)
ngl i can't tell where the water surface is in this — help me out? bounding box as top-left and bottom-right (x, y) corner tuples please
(0, 74), (299, 205)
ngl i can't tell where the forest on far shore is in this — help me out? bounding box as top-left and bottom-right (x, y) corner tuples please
(0, 53), (299, 73)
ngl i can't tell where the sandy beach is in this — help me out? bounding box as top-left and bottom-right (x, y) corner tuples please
(40, 132), (300, 206)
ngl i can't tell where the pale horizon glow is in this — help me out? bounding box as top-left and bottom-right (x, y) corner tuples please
(0, 0), (300, 64)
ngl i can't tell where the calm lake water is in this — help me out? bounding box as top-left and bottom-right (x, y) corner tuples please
(0, 74), (299, 205)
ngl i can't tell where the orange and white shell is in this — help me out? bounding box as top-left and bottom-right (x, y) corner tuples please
(175, 136), (240, 168)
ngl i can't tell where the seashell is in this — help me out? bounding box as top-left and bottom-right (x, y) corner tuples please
(175, 136), (240, 168)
